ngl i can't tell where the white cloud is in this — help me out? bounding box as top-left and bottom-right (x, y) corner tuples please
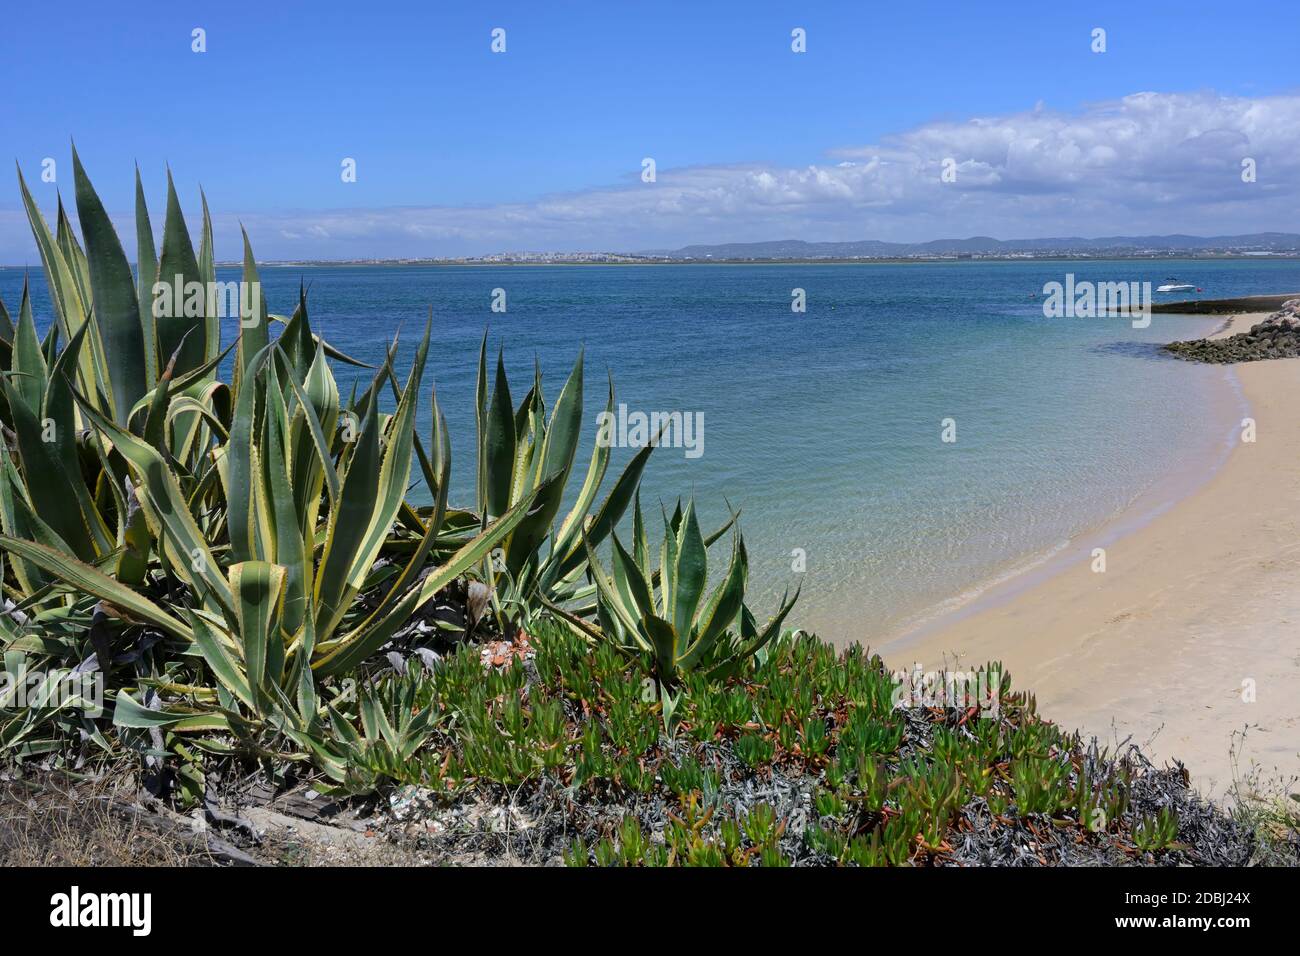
(4, 90), (1298, 261)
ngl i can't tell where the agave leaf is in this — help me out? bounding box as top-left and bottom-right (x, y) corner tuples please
(125, 335), (238, 429)
(632, 490), (649, 570)
(44, 324), (113, 555)
(312, 480), (549, 677)
(282, 346), (340, 511)
(509, 380), (542, 508)
(154, 170), (206, 378)
(538, 349), (584, 482)
(483, 349), (515, 520)
(474, 331), (489, 516)
(545, 437), (656, 587)
(169, 377), (229, 471)
(172, 713), (235, 733)
(610, 533), (657, 623)
(427, 385), (451, 531)
(349, 451), (448, 632)
(186, 610), (255, 709)
(55, 197), (92, 313)
(72, 396), (233, 616)
(7, 483), (78, 558)
(230, 560), (288, 713)
(504, 351), (583, 575)
(134, 165), (159, 388)
(266, 310), (372, 369)
(0, 444), (50, 594)
(197, 190), (220, 363)
(4, 326), (108, 561)
(553, 370), (614, 548)
(641, 614), (679, 684)
(0, 535), (192, 639)
(234, 227), (271, 395)
(262, 361), (307, 634)
(141, 330), (189, 450)
(678, 534), (748, 672)
(671, 502), (708, 645)
(16, 166), (90, 364)
(295, 656), (320, 730)
(274, 285), (317, 376)
(112, 690), (226, 730)
(116, 471), (152, 586)
(286, 587), (320, 712)
(9, 281), (45, 413)
(72, 146), (147, 424)
(162, 395), (228, 443)
(314, 320), (429, 640)
(226, 343), (274, 563)
(717, 587), (801, 678)
(582, 532), (648, 649)
(660, 503), (678, 619)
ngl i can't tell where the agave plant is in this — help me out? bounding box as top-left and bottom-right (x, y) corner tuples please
(2, 322), (543, 717)
(301, 663), (444, 794)
(0, 154), (547, 774)
(3, 151), (304, 602)
(469, 341), (653, 627)
(553, 495), (798, 690)
(470, 341), (748, 636)
(2, 151), (781, 798)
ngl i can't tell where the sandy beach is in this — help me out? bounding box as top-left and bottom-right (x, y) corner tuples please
(886, 312), (1300, 801)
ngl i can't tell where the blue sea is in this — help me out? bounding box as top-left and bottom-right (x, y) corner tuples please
(6, 258), (1298, 644)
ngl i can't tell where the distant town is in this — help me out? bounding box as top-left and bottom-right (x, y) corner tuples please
(230, 233), (1300, 267)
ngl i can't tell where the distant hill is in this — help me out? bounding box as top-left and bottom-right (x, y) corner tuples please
(642, 234), (1300, 260)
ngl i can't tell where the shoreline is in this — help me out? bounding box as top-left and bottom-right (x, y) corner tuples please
(883, 311), (1299, 800)
(882, 318), (1246, 653)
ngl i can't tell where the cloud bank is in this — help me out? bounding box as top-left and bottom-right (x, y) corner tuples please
(5, 90), (1299, 261)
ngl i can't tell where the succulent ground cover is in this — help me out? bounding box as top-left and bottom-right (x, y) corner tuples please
(0, 156), (1289, 866)
(359, 621), (1259, 866)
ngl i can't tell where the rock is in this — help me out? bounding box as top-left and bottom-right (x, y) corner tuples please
(1164, 300), (1300, 364)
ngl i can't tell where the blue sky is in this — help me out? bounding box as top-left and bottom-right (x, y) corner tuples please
(2, 1), (1298, 259)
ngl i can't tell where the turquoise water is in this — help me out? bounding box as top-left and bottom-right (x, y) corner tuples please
(5, 258), (1298, 642)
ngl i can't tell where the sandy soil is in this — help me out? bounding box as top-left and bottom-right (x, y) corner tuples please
(887, 313), (1300, 800)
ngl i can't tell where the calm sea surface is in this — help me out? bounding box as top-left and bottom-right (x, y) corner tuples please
(6, 259), (1298, 643)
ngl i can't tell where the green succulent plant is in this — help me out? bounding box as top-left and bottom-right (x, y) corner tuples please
(553, 495), (797, 691)
(1133, 806), (1181, 852)
(0, 154), (555, 779)
(471, 341), (656, 628)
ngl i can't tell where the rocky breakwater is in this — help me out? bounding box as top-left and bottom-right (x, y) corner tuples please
(1165, 299), (1300, 364)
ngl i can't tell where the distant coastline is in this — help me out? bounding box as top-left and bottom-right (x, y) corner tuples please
(228, 250), (1300, 268)
(7, 232), (1300, 270)
(5, 252), (1288, 270)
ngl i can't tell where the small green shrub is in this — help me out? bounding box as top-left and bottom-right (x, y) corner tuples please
(1133, 807), (1181, 852)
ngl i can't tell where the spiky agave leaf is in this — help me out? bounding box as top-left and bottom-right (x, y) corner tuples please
(0, 535), (194, 640)
(582, 496), (798, 688)
(72, 146), (149, 425)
